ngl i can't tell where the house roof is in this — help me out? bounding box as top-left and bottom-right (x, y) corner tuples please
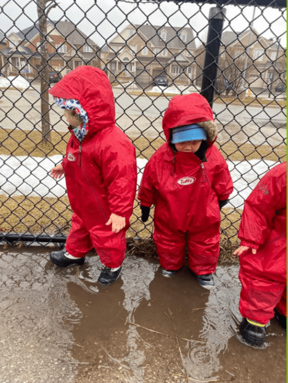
(133, 24), (196, 50)
(0, 30), (5, 43)
(221, 30), (280, 50)
(16, 20), (98, 47)
(1, 45), (35, 56)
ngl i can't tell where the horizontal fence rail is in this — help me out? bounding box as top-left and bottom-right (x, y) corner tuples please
(0, 0), (286, 245)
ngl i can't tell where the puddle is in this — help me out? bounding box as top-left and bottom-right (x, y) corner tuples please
(0, 247), (286, 383)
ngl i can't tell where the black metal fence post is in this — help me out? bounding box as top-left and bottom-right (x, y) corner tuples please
(200, 6), (226, 107)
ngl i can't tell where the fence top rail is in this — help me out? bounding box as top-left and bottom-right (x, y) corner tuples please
(146, 0), (286, 8)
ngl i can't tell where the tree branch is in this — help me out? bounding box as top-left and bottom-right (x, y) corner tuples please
(45, 1), (58, 16)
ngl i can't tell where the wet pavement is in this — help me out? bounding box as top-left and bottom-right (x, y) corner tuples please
(0, 246), (286, 383)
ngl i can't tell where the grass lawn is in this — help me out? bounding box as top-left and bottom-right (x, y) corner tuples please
(0, 128), (285, 244)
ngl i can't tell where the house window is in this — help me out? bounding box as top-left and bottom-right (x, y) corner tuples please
(186, 50), (191, 57)
(270, 51), (277, 60)
(267, 72), (273, 80)
(187, 67), (192, 74)
(162, 48), (167, 57)
(111, 62), (116, 71)
(154, 48), (159, 55)
(253, 50), (264, 61)
(74, 61), (82, 68)
(100, 53), (104, 58)
(160, 30), (167, 41)
(11, 57), (21, 69)
(131, 45), (136, 53)
(142, 47), (147, 55)
(56, 44), (67, 53)
(172, 65), (181, 74)
(180, 33), (187, 43)
(83, 45), (93, 53)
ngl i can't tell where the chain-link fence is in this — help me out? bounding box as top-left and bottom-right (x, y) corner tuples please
(0, 0), (286, 245)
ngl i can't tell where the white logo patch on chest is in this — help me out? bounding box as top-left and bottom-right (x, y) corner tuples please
(177, 177), (196, 186)
(67, 152), (76, 162)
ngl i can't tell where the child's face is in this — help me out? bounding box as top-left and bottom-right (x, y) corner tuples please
(64, 110), (77, 128)
(175, 140), (202, 153)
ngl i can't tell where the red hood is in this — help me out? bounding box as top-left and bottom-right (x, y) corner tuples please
(49, 66), (115, 137)
(162, 93), (214, 142)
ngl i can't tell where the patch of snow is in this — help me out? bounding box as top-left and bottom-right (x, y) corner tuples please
(0, 154), (278, 209)
(0, 76), (30, 91)
(148, 85), (200, 95)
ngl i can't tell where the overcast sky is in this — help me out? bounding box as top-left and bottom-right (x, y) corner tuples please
(0, 0), (286, 48)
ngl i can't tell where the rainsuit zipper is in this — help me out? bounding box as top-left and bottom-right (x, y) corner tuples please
(266, 231), (286, 245)
(77, 144), (82, 167)
(74, 136), (107, 222)
(201, 162), (219, 217)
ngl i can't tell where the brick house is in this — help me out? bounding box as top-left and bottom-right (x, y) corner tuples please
(1, 20), (100, 80)
(102, 23), (197, 86)
(220, 30), (286, 90)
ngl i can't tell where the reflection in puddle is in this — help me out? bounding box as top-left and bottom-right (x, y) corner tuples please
(75, 255), (159, 383)
(1, 249), (282, 383)
(183, 265), (242, 381)
(120, 257), (159, 383)
(0, 250), (82, 383)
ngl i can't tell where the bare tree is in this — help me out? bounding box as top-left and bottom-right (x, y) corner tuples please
(218, 47), (253, 95)
(36, 0), (57, 145)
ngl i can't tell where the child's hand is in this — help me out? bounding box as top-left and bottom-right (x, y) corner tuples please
(51, 164), (64, 179)
(106, 214), (126, 233)
(233, 246), (257, 256)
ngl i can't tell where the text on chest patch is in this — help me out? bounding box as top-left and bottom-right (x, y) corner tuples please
(177, 177), (196, 186)
(67, 152), (76, 162)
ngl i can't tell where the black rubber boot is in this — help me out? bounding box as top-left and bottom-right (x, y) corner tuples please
(188, 268), (215, 289)
(98, 266), (122, 286)
(240, 318), (266, 346)
(161, 268), (177, 277)
(196, 273), (215, 289)
(274, 308), (286, 331)
(50, 249), (85, 267)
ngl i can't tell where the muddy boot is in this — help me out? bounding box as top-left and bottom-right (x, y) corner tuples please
(196, 273), (215, 289)
(161, 268), (177, 277)
(188, 268), (215, 289)
(98, 266), (122, 286)
(274, 309), (286, 331)
(240, 318), (266, 346)
(50, 249), (85, 267)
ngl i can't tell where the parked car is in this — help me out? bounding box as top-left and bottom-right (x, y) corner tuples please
(275, 82), (286, 92)
(49, 72), (62, 83)
(154, 75), (168, 87)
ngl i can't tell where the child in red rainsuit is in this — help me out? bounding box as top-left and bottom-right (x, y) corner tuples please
(49, 66), (137, 286)
(138, 93), (233, 289)
(234, 162), (286, 346)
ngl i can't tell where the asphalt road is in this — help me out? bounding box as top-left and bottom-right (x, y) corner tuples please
(0, 86), (286, 147)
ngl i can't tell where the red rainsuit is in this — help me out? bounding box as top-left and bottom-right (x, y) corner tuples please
(138, 94), (233, 273)
(238, 162), (286, 324)
(49, 66), (137, 268)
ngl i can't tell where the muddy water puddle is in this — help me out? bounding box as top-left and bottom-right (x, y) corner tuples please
(0, 247), (286, 383)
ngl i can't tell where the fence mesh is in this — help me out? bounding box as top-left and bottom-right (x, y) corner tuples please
(0, 0), (286, 244)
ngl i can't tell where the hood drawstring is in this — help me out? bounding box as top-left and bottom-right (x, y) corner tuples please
(171, 154), (176, 176)
(77, 143), (82, 167)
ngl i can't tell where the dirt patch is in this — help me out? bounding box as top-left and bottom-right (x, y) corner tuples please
(126, 236), (240, 266)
